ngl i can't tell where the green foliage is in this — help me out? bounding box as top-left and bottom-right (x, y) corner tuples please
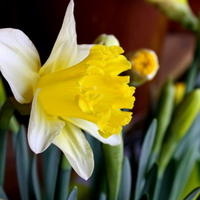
(134, 119), (157, 200)
(14, 126), (31, 200)
(42, 145), (61, 200)
(102, 135), (123, 200)
(183, 187), (200, 200)
(0, 186), (8, 200)
(67, 187), (78, 200)
(118, 157), (132, 200)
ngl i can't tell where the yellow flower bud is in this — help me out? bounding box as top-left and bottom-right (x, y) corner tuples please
(126, 49), (159, 86)
(174, 82), (186, 106)
(145, 0), (199, 31)
(93, 34), (120, 47)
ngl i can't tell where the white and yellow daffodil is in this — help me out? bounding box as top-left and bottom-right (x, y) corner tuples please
(0, 0), (135, 179)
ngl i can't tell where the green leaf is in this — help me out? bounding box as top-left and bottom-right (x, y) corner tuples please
(55, 155), (71, 200)
(150, 78), (175, 168)
(15, 125), (30, 200)
(0, 185), (8, 200)
(118, 157), (131, 200)
(142, 163), (158, 200)
(158, 159), (176, 200)
(67, 187), (78, 200)
(0, 99), (15, 186)
(42, 144), (61, 200)
(0, 130), (7, 187)
(169, 144), (199, 200)
(85, 133), (104, 200)
(31, 155), (42, 200)
(183, 187), (200, 200)
(134, 119), (157, 200)
(174, 113), (200, 160)
(99, 193), (107, 200)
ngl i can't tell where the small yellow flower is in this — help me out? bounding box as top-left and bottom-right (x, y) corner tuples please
(127, 49), (159, 86)
(0, 0), (134, 179)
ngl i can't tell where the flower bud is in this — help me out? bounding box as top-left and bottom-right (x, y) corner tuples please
(93, 34), (120, 47)
(158, 89), (200, 175)
(170, 89), (200, 141)
(145, 0), (199, 31)
(126, 49), (159, 86)
(174, 82), (186, 106)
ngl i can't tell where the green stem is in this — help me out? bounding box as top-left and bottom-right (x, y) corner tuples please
(102, 135), (123, 200)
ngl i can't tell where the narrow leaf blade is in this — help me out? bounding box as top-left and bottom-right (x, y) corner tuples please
(15, 125), (30, 200)
(67, 187), (78, 200)
(42, 145), (61, 200)
(0, 186), (8, 200)
(118, 157), (131, 200)
(31, 155), (42, 200)
(184, 187), (200, 200)
(134, 119), (157, 200)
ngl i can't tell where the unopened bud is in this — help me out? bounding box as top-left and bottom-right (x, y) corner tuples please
(93, 34), (120, 47)
(126, 49), (159, 86)
(170, 89), (200, 140)
(145, 0), (199, 31)
(158, 89), (200, 175)
(174, 82), (186, 106)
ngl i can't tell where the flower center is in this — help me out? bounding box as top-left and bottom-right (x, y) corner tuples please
(37, 45), (135, 138)
(131, 50), (157, 76)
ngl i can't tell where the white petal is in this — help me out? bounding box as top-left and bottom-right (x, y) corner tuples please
(53, 121), (94, 180)
(40, 0), (78, 75)
(28, 89), (65, 154)
(67, 117), (121, 146)
(73, 44), (93, 65)
(0, 28), (40, 103)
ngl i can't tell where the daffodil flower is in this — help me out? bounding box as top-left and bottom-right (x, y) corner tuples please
(0, 0), (135, 179)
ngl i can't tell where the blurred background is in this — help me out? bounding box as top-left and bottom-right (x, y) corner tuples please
(0, 0), (200, 198)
